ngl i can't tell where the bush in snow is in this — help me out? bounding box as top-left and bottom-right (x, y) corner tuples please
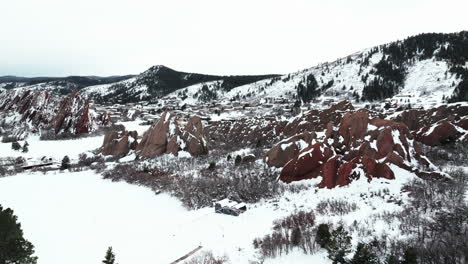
(372, 168), (468, 264)
(253, 210), (318, 258)
(423, 143), (468, 167)
(102, 162), (284, 209)
(11, 141), (21, 151)
(183, 251), (228, 264)
(60, 156), (71, 170)
(315, 199), (358, 216)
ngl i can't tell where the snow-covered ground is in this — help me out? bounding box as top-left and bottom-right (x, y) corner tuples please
(0, 163), (417, 263)
(0, 135), (104, 162)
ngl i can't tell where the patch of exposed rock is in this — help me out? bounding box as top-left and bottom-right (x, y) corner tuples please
(393, 103), (468, 146)
(100, 130), (138, 157)
(0, 88), (104, 136)
(137, 112), (208, 158)
(273, 110), (436, 188)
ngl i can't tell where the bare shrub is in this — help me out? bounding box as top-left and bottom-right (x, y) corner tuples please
(381, 168), (468, 263)
(316, 199), (358, 216)
(183, 251), (228, 264)
(253, 210), (318, 258)
(424, 143), (468, 166)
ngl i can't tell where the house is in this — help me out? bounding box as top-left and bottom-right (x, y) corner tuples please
(214, 198), (247, 216)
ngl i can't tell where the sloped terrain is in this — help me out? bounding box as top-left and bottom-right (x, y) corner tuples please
(225, 32), (468, 108)
(81, 65), (278, 104)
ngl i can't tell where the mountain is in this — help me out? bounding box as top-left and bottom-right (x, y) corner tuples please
(81, 65), (279, 104)
(0, 75), (135, 94)
(224, 31), (468, 107)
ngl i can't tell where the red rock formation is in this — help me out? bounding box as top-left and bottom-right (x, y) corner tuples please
(393, 103), (468, 145)
(415, 121), (464, 146)
(265, 131), (315, 168)
(277, 110), (434, 188)
(0, 88), (100, 136)
(100, 130), (139, 157)
(137, 112), (208, 158)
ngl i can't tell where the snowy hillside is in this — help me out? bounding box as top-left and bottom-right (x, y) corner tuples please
(226, 33), (468, 108)
(81, 65), (278, 104)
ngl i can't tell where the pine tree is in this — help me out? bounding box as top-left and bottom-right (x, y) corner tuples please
(401, 247), (417, 264)
(22, 141), (29, 153)
(0, 205), (38, 264)
(316, 223), (332, 248)
(61, 156), (70, 170)
(350, 243), (380, 264)
(11, 141), (21, 151)
(386, 254), (399, 264)
(102, 246), (117, 264)
(327, 225), (352, 264)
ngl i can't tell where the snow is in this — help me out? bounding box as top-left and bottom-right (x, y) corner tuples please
(0, 161), (418, 264)
(0, 135), (104, 162)
(265, 249), (330, 264)
(393, 59), (460, 108)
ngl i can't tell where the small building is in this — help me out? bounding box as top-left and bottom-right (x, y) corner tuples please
(214, 199), (247, 216)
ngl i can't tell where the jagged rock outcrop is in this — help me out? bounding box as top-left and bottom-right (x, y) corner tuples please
(205, 100), (355, 149)
(137, 112), (208, 158)
(265, 132), (315, 168)
(393, 103), (468, 146)
(0, 88), (102, 136)
(276, 111), (435, 188)
(414, 121), (465, 146)
(100, 130), (138, 157)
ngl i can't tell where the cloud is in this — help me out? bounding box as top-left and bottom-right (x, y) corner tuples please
(0, 0), (467, 77)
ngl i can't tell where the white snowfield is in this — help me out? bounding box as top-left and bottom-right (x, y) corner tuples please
(0, 132), (418, 264)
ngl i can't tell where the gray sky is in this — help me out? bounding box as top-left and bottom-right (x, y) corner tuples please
(1, 0), (467, 77)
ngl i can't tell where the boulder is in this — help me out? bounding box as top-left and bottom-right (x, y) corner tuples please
(277, 107), (435, 189)
(415, 121), (462, 146)
(137, 112), (208, 158)
(338, 110), (369, 145)
(265, 132), (315, 168)
(100, 130), (139, 157)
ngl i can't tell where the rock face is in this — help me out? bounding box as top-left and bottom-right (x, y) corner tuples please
(205, 100), (354, 150)
(100, 130), (139, 157)
(0, 88), (102, 136)
(137, 112), (208, 158)
(52, 91), (97, 135)
(415, 121), (463, 146)
(393, 103), (468, 146)
(265, 132), (315, 167)
(276, 111), (435, 188)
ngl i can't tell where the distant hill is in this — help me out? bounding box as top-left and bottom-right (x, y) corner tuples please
(81, 65), (280, 104)
(223, 31), (468, 107)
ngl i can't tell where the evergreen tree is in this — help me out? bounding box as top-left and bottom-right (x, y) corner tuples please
(22, 141), (29, 153)
(316, 223), (332, 248)
(11, 141), (21, 151)
(61, 156), (71, 170)
(401, 247), (417, 264)
(327, 225), (352, 264)
(296, 74), (319, 103)
(0, 205), (38, 264)
(350, 243), (380, 264)
(102, 247), (117, 264)
(386, 254), (400, 264)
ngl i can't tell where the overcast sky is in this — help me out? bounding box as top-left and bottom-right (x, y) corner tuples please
(1, 0), (467, 77)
